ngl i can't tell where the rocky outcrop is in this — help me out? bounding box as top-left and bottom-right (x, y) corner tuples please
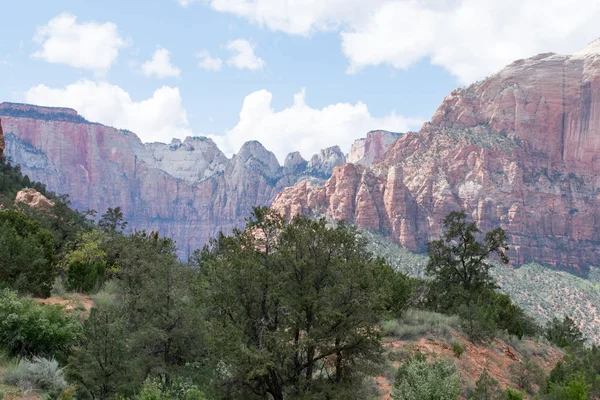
(306, 146), (346, 178)
(0, 103), (355, 255)
(144, 137), (227, 184)
(347, 130), (401, 166)
(274, 40), (600, 273)
(14, 188), (55, 210)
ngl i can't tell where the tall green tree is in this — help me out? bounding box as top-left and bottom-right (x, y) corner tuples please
(426, 211), (508, 310)
(0, 209), (55, 297)
(67, 304), (134, 400)
(197, 207), (396, 399)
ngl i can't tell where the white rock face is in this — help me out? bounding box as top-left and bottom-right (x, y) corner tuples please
(347, 130), (401, 166)
(307, 146), (346, 177)
(145, 137), (228, 184)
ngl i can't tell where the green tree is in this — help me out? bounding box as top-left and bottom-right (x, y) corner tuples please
(426, 211), (508, 311)
(67, 305), (134, 400)
(509, 358), (545, 394)
(197, 207), (395, 399)
(391, 353), (460, 400)
(544, 316), (585, 349)
(0, 209), (55, 297)
(116, 232), (206, 387)
(64, 230), (109, 292)
(468, 369), (502, 400)
(98, 207), (127, 235)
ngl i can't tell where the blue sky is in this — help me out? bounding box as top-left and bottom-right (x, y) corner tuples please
(1, 0), (599, 161)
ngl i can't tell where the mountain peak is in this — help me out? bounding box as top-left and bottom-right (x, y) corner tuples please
(573, 38), (600, 58)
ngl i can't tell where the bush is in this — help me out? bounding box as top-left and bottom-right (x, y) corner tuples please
(65, 261), (106, 293)
(391, 353), (460, 400)
(3, 357), (67, 397)
(509, 358), (545, 394)
(458, 301), (497, 341)
(383, 309), (461, 340)
(468, 370), (502, 400)
(544, 316), (585, 348)
(504, 388), (524, 400)
(0, 290), (82, 360)
(452, 341), (465, 358)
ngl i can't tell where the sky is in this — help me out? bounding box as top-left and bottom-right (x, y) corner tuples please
(1, 0), (600, 162)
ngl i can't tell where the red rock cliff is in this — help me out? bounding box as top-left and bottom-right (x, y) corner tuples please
(0, 105), (347, 255)
(274, 40), (600, 272)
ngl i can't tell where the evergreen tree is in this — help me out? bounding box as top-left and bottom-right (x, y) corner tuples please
(197, 207), (396, 399)
(426, 211), (508, 311)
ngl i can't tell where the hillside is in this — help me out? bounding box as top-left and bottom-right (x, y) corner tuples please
(363, 229), (600, 344)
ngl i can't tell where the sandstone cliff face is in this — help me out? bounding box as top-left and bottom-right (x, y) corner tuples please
(347, 130), (401, 166)
(274, 41), (600, 272)
(0, 103), (352, 255)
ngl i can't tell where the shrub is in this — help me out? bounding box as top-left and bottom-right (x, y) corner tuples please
(509, 358), (545, 394)
(0, 290), (82, 360)
(468, 370), (502, 400)
(3, 357), (67, 397)
(65, 261), (106, 293)
(544, 316), (585, 348)
(452, 341), (465, 358)
(391, 353), (460, 400)
(383, 309), (460, 340)
(458, 301), (497, 341)
(504, 388), (524, 400)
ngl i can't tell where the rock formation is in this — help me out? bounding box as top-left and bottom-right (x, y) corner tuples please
(347, 130), (401, 166)
(14, 188), (55, 210)
(274, 40), (600, 273)
(0, 103), (352, 255)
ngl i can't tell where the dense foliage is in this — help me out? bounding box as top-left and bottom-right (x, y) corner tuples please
(391, 353), (460, 400)
(196, 208), (396, 399)
(0, 290), (82, 361)
(0, 158), (597, 399)
(426, 211), (537, 340)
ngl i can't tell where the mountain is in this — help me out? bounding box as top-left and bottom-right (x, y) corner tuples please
(0, 102), (380, 255)
(274, 40), (600, 274)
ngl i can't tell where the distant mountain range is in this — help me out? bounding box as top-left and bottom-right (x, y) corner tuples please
(3, 40), (600, 272)
(0, 102), (398, 256)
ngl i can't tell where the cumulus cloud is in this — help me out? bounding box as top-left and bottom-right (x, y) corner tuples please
(141, 47), (181, 78)
(24, 79), (191, 143)
(196, 50), (223, 71)
(210, 89), (423, 162)
(195, 0), (600, 84)
(31, 12), (128, 75)
(226, 39), (265, 71)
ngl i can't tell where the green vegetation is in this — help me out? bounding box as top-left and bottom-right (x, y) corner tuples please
(391, 353), (460, 400)
(0, 290), (82, 360)
(1, 158), (599, 399)
(468, 370), (502, 400)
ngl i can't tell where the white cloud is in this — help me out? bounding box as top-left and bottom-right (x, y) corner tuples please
(196, 0), (600, 84)
(196, 50), (223, 71)
(24, 79), (191, 143)
(141, 47), (181, 78)
(226, 39), (265, 71)
(31, 12), (128, 75)
(211, 89), (423, 162)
